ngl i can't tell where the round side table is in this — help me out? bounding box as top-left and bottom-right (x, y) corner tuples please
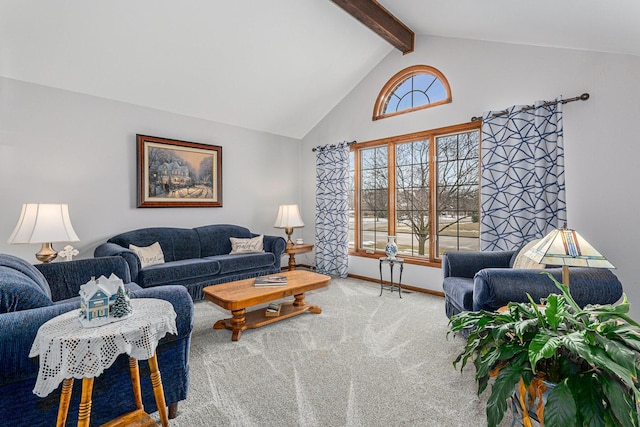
(29, 298), (177, 427)
(379, 257), (404, 298)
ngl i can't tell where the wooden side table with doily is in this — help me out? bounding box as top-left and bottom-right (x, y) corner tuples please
(29, 298), (177, 427)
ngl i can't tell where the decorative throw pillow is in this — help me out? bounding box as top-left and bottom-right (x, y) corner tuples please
(229, 235), (264, 254)
(129, 242), (165, 268)
(512, 239), (545, 269)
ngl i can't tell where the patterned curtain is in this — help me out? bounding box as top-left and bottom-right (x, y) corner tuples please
(480, 98), (566, 251)
(315, 144), (350, 277)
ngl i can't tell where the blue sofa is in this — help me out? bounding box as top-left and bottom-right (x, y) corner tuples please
(0, 254), (193, 426)
(94, 224), (287, 301)
(442, 249), (623, 318)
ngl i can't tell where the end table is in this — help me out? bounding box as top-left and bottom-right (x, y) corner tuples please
(285, 243), (314, 271)
(379, 257), (404, 298)
(29, 298), (177, 427)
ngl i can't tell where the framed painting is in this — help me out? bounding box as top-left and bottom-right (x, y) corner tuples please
(137, 135), (222, 207)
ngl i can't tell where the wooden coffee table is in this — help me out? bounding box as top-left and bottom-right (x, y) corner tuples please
(202, 270), (330, 341)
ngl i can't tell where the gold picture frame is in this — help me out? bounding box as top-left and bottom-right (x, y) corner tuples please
(137, 134), (222, 207)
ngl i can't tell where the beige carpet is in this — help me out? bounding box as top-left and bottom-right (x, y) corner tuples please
(160, 277), (514, 426)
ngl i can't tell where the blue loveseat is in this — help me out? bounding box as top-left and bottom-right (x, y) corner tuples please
(0, 253), (193, 426)
(94, 224), (287, 301)
(442, 249), (623, 318)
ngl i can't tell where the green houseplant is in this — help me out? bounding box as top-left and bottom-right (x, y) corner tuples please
(448, 272), (640, 427)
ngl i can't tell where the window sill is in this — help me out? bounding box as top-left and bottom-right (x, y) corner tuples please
(348, 250), (441, 268)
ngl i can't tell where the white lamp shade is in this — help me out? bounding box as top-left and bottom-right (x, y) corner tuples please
(524, 227), (614, 269)
(7, 203), (80, 244)
(273, 204), (304, 228)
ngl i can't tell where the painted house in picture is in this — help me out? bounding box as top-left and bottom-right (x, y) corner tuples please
(79, 274), (131, 327)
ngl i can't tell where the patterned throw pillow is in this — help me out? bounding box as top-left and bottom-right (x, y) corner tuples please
(229, 235), (264, 254)
(129, 242), (165, 268)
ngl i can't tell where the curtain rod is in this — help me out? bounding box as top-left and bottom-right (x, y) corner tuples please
(312, 140), (357, 152)
(470, 93), (590, 122)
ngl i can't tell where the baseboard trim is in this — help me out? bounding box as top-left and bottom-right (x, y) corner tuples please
(347, 273), (444, 298)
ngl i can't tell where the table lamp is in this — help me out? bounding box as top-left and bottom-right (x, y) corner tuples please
(7, 203), (80, 263)
(273, 204), (304, 247)
(524, 224), (614, 286)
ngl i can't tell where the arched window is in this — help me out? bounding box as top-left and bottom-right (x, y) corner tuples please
(373, 65), (451, 121)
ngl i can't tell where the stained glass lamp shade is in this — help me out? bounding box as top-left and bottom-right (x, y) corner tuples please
(524, 225), (614, 286)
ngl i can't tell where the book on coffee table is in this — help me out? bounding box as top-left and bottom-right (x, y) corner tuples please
(254, 275), (288, 286)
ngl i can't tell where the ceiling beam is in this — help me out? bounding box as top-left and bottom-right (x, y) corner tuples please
(330, 0), (414, 54)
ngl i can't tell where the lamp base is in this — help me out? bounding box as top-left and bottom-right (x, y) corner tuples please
(36, 242), (58, 263)
(285, 227), (294, 248)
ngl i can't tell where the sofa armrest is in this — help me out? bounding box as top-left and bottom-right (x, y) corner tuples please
(95, 242), (141, 282)
(35, 256), (133, 302)
(473, 267), (623, 312)
(0, 301), (80, 386)
(442, 250), (514, 279)
(261, 235), (287, 268)
(0, 284), (193, 388)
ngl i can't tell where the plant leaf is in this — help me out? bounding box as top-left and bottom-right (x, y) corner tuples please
(567, 374), (605, 427)
(528, 333), (561, 374)
(544, 379), (577, 427)
(485, 362), (525, 427)
(600, 374), (639, 427)
(561, 333), (639, 392)
(545, 293), (565, 331)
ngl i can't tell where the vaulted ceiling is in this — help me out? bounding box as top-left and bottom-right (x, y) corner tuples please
(2, 1), (639, 139)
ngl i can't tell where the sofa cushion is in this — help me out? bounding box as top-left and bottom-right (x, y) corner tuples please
(229, 235), (264, 254)
(210, 252), (276, 275)
(129, 242), (165, 268)
(137, 258), (221, 288)
(108, 227), (201, 262)
(0, 267), (53, 313)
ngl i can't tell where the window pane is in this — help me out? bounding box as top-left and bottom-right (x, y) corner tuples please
(348, 150), (355, 250)
(435, 130), (480, 254)
(382, 71), (448, 115)
(395, 140), (430, 257)
(359, 147), (388, 250)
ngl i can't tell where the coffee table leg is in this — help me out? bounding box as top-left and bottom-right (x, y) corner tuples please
(231, 308), (246, 341)
(294, 293), (322, 314)
(56, 378), (74, 427)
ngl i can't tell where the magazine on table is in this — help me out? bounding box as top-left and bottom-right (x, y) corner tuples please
(254, 275), (288, 286)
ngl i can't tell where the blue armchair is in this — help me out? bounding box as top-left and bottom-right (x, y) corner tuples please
(442, 249), (623, 317)
(0, 254), (193, 426)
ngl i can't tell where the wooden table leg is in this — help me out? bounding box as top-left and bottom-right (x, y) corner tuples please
(56, 378), (74, 427)
(77, 377), (94, 427)
(148, 352), (169, 427)
(129, 357), (144, 410)
(288, 253), (296, 271)
(293, 293), (305, 307)
(231, 308), (246, 341)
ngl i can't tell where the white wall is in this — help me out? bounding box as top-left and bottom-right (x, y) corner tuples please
(302, 36), (640, 316)
(0, 77), (301, 261)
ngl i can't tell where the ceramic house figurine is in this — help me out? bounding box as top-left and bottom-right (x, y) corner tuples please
(79, 273), (132, 327)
